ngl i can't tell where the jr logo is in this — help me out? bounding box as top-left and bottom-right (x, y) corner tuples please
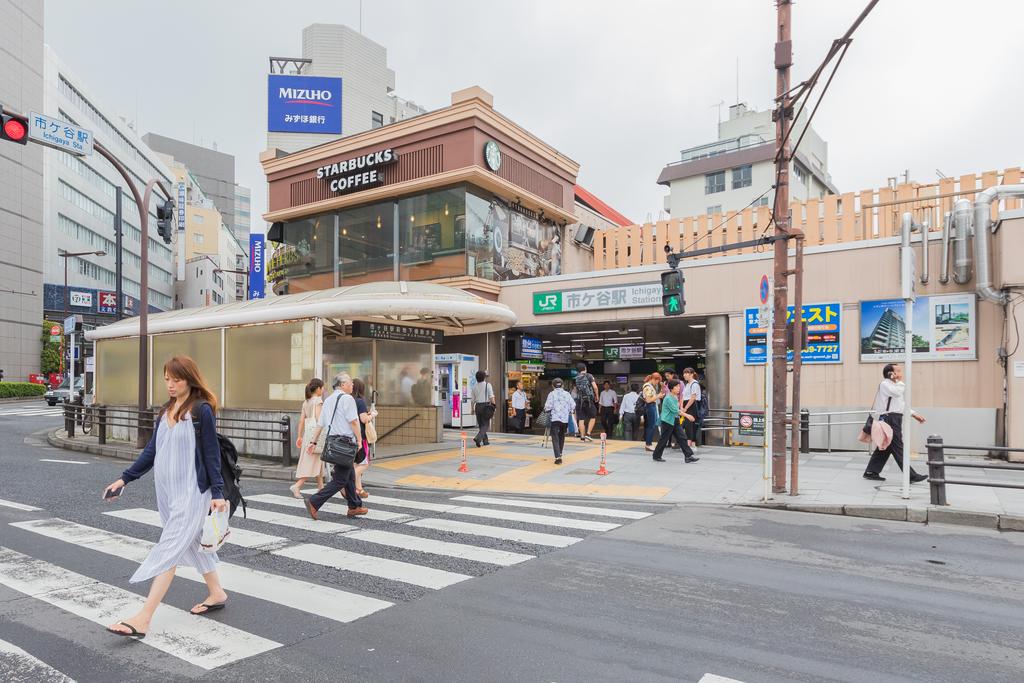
(533, 292), (562, 314)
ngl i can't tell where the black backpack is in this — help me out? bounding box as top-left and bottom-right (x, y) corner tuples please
(191, 402), (247, 518)
(696, 388), (709, 422)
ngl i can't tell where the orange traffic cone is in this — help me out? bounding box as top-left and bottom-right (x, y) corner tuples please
(596, 432), (609, 475)
(458, 431), (469, 473)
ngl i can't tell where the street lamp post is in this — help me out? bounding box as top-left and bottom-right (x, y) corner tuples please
(57, 249), (105, 380)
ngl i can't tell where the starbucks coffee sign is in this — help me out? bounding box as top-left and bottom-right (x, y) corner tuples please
(316, 148), (399, 195)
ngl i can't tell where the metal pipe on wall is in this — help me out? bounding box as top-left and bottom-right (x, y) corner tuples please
(953, 199), (972, 285)
(918, 215), (930, 284)
(939, 211), (953, 285)
(973, 184), (1024, 304)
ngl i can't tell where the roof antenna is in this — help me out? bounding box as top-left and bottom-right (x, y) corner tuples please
(736, 57), (740, 104)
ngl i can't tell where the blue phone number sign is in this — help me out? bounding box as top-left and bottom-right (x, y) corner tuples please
(744, 301), (842, 364)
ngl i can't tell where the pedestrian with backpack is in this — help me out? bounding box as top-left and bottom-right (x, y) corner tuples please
(574, 362), (599, 442)
(101, 355), (229, 639)
(681, 367), (702, 449)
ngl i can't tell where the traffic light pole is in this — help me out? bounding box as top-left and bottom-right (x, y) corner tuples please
(114, 187), (124, 321)
(93, 141), (171, 446)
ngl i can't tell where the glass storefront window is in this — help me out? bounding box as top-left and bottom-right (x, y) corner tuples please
(465, 187), (562, 282)
(323, 338), (373, 397)
(224, 321), (315, 410)
(273, 211), (335, 293)
(398, 187), (467, 281)
(376, 340), (433, 406)
(151, 330), (223, 404)
(338, 201), (394, 286)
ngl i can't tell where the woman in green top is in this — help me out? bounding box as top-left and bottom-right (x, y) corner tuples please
(652, 379), (699, 463)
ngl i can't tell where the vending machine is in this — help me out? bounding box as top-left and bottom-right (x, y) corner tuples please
(435, 353), (479, 428)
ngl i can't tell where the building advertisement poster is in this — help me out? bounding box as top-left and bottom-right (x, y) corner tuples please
(859, 293), (976, 362)
(744, 301), (842, 364)
(97, 291), (118, 314)
(533, 282), (661, 315)
(518, 335), (543, 359)
(248, 234), (266, 300)
(267, 74), (343, 134)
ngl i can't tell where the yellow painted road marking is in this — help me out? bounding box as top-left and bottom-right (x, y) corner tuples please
(373, 449), (546, 470)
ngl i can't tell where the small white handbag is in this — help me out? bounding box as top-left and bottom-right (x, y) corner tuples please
(200, 508), (230, 553)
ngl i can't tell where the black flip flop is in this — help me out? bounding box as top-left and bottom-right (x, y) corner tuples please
(107, 621), (146, 639)
(191, 602), (227, 616)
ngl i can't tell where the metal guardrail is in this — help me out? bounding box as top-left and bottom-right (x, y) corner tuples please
(926, 435), (1024, 506)
(63, 403), (293, 467)
(701, 407), (874, 453)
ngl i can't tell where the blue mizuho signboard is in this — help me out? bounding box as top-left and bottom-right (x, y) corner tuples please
(248, 234), (266, 300)
(267, 74), (342, 134)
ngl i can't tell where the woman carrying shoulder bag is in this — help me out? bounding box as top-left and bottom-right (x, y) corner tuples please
(352, 378), (377, 499)
(291, 378), (326, 497)
(102, 356), (228, 639)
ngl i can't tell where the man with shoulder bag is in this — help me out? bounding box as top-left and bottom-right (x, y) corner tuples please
(303, 372), (366, 519)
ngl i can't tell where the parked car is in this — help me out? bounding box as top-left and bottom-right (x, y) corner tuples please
(44, 377), (84, 406)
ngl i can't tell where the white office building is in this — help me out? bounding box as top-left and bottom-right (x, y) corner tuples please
(658, 103), (837, 219)
(41, 46), (176, 327)
(267, 23), (427, 154)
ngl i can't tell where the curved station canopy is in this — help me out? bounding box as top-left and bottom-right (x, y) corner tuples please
(86, 281), (517, 341)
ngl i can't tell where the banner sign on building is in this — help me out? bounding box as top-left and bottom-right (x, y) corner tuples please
(69, 291), (93, 308)
(248, 234), (266, 300)
(619, 345), (645, 359)
(533, 282), (661, 315)
(352, 321), (443, 345)
(859, 293), (976, 362)
(317, 148), (397, 195)
(518, 335), (543, 359)
(744, 301), (842, 364)
(267, 74), (342, 134)
(97, 291), (118, 314)
(28, 111), (94, 156)
(177, 182), (187, 231)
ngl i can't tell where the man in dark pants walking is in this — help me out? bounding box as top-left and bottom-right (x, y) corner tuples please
(864, 363), (928, 483)
(303, 372), (366, 518)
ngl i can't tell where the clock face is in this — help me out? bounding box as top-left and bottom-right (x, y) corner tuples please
(484, 141), (501, 171)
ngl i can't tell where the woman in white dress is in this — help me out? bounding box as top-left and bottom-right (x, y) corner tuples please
(290, 378), (326, 497)
(102, 355), (228, 639)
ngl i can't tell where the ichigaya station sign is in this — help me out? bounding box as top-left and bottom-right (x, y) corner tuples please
(316, 148), (399, 195)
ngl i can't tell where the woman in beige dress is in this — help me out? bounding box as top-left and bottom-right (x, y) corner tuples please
(290, 378), (325, 497)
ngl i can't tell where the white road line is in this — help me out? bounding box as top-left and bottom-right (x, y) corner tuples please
(699, 674), (746, 683)
(404, 518), (582, 548)
(104, 508), (288, 550)
(247, 494), (415, 523)
(240, 506), (357, 533)
(0, 499), (42, 512)
(274, 543), (470, 589)
(344, 529), (533, 566)
(9, 519), (392, 625)
(345, 494), (457, 513)
(0, 546), (280, 670)
(0, 637), (75, 682)
(38, 459), (89, 465)
(0, 409), (62, 416)
(451, 495), (653, 520)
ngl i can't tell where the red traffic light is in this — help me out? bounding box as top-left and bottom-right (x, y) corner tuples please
(1, 113), (29, 144)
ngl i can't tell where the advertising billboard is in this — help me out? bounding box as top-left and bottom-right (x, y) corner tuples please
(859, 293), (976, 362)
(744, 301), (842, 364)
(248, 234), (266, 300)
(519, 335), (543, 359)
(267, 74), (342, 134)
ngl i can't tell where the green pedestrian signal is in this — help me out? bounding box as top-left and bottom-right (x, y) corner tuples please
(661, 269), (685, 316)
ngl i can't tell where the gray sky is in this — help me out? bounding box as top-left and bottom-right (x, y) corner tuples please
(46, 0), (1024, 229)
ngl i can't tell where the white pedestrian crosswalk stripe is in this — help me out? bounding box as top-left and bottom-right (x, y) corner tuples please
(344, 529), (534, 566)
(0, 408), (63, 417)
(9, 518), (393, 625)
(104, 508), (288, 550)
(0, 546), (281, 670)
(405, 518), (582, 548)
(0, 637), (74, 682)
(250, 493), (415, 522)
(0, 498), (42, 512)
(698, 675), (746, 683)
(273, 543), (471, 589)
(1, 491), (655, 672)
(450, 495), (653, 520)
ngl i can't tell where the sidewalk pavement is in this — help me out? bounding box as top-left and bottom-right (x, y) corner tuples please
(47, 428), (1024, 530)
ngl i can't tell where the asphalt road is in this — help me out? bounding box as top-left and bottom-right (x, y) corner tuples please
(2, 402), (1023, 683)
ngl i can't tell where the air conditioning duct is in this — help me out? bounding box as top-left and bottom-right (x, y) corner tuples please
(953, 199), (972, 284)
(973, 184), (1024, 304)
(573, 224), (595, 247)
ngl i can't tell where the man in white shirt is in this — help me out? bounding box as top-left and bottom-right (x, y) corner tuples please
(619, 383), (641, 441)
(863, 363), (928, 483)
(510, 380), (528, 434)
(598, 381), (618, 438)
(304, 372), (366, 518)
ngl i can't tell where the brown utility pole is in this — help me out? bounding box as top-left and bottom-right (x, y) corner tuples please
(772, 0), (793, 493)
